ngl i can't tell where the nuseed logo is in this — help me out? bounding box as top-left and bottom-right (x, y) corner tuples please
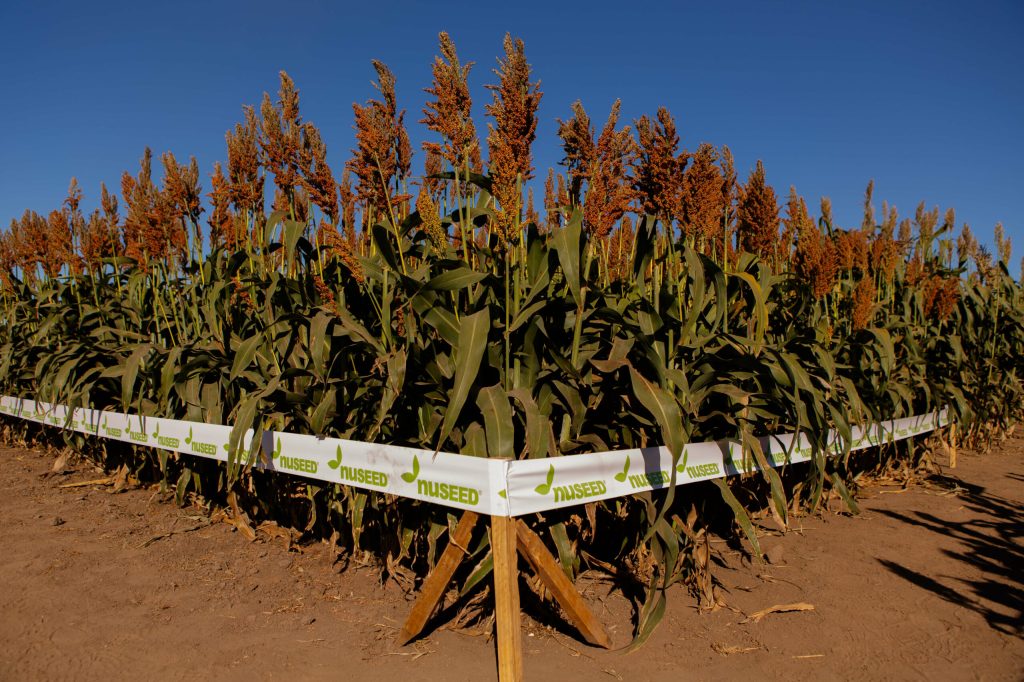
(682, 462), (721, 479)
(269, 437), (318, 474)
(403, 455), (479, 506)
(184, 427), (218, 456)
(326, 445), (387, 487)
(615, 456), (672, 490)
(789, 445), (813, 460)
(535, 464), (607, 503)
(128, 419), (148, 443)
(152, 423), (181, 449)
(102, 418), (123, 438)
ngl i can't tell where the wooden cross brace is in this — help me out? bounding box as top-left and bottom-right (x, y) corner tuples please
(396, 511), (612, 681)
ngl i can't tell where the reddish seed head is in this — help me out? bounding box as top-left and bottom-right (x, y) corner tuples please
(485, 34), (543, 245)
(580, 100), (635, 240)
(681, 143), (725, 249)
(632, 107), (683, 225)
(348, 60), (412, 217)
(736, 160), (780, 264)
(851, 276), (875, 330)
(421, 32), (480, 172)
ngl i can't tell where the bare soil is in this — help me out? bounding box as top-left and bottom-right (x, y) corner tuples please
(1, 436), (1021, 681)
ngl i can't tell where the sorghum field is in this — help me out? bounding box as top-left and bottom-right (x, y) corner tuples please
(1, 32), (1021, 662)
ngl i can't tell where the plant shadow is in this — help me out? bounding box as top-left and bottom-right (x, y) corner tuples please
(874, 471), (1023, 637)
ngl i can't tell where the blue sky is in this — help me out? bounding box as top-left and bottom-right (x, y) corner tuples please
(2, 1), (1021, 272)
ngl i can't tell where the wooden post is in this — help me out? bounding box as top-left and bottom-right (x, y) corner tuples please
(398, 509), (610, 679)
(515, 520), (611, 649)
(949, 422), (958, 468)
(397, 511), (480, 645)
(491, 515), (523, 682)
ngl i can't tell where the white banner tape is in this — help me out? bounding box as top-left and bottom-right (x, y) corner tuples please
(503, 410), (948, 515)
(0, 396), (503, 515)
(0, 395), (946, 517)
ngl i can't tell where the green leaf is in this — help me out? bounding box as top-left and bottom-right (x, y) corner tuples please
(308, 310), (332, 379)
(627, 580), (667, 651)
(371, 223), (402, 272)
(549, 522), (577, 579)
(309, 387), (336, 435)
(121, 346), (148, 412)
(830, 472), (861, 514)
(552, 211), (583, 307)
(228, 394), (261, 475)
(714, 478), (763, 561)
(509, 299), (547, 333)
(174, 466), (192, 507)
(368, 350), (407, 440)
(476, 384), (514, 458)
(628, 367), (686, 462)
(425, 266), (488, 291)
(230, 333), (263, 381)
(459, 554), (494, 598)
(731, 270), (767, 345)
(741, 431), (789, 528)
(436, 307), (490, 452)
(509, 389), (550, 459)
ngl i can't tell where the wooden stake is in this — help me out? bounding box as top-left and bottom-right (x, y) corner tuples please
(396, 510), (480, 645)
(515, 520), (612, 649)
(491, 515), (523, 682)
(949, 422), (958, 469)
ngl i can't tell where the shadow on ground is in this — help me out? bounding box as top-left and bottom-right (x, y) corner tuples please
(876, 471), (1023, 637)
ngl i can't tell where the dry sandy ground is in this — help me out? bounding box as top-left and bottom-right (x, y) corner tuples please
(0, 436), (1021, 681)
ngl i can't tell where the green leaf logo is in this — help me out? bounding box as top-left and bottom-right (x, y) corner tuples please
(153, 423), (160, 438)
(534, 465), (555, 496)
(674, 447), (690, 474)
(614, 456), (631, 483)
(401, 455), (420, 483)
(327, 445), (342, 470)
(184, 427), (193, 445)
(272, 438), (282, 460)
(498, 489), (507, 499)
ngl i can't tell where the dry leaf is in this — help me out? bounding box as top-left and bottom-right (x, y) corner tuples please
(711, 642), (759, 655)
(257, 520), (293, 549)
(59, 477), (113, 489)
(741, 602), (814, 624)
(51, 450), (71, 473)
